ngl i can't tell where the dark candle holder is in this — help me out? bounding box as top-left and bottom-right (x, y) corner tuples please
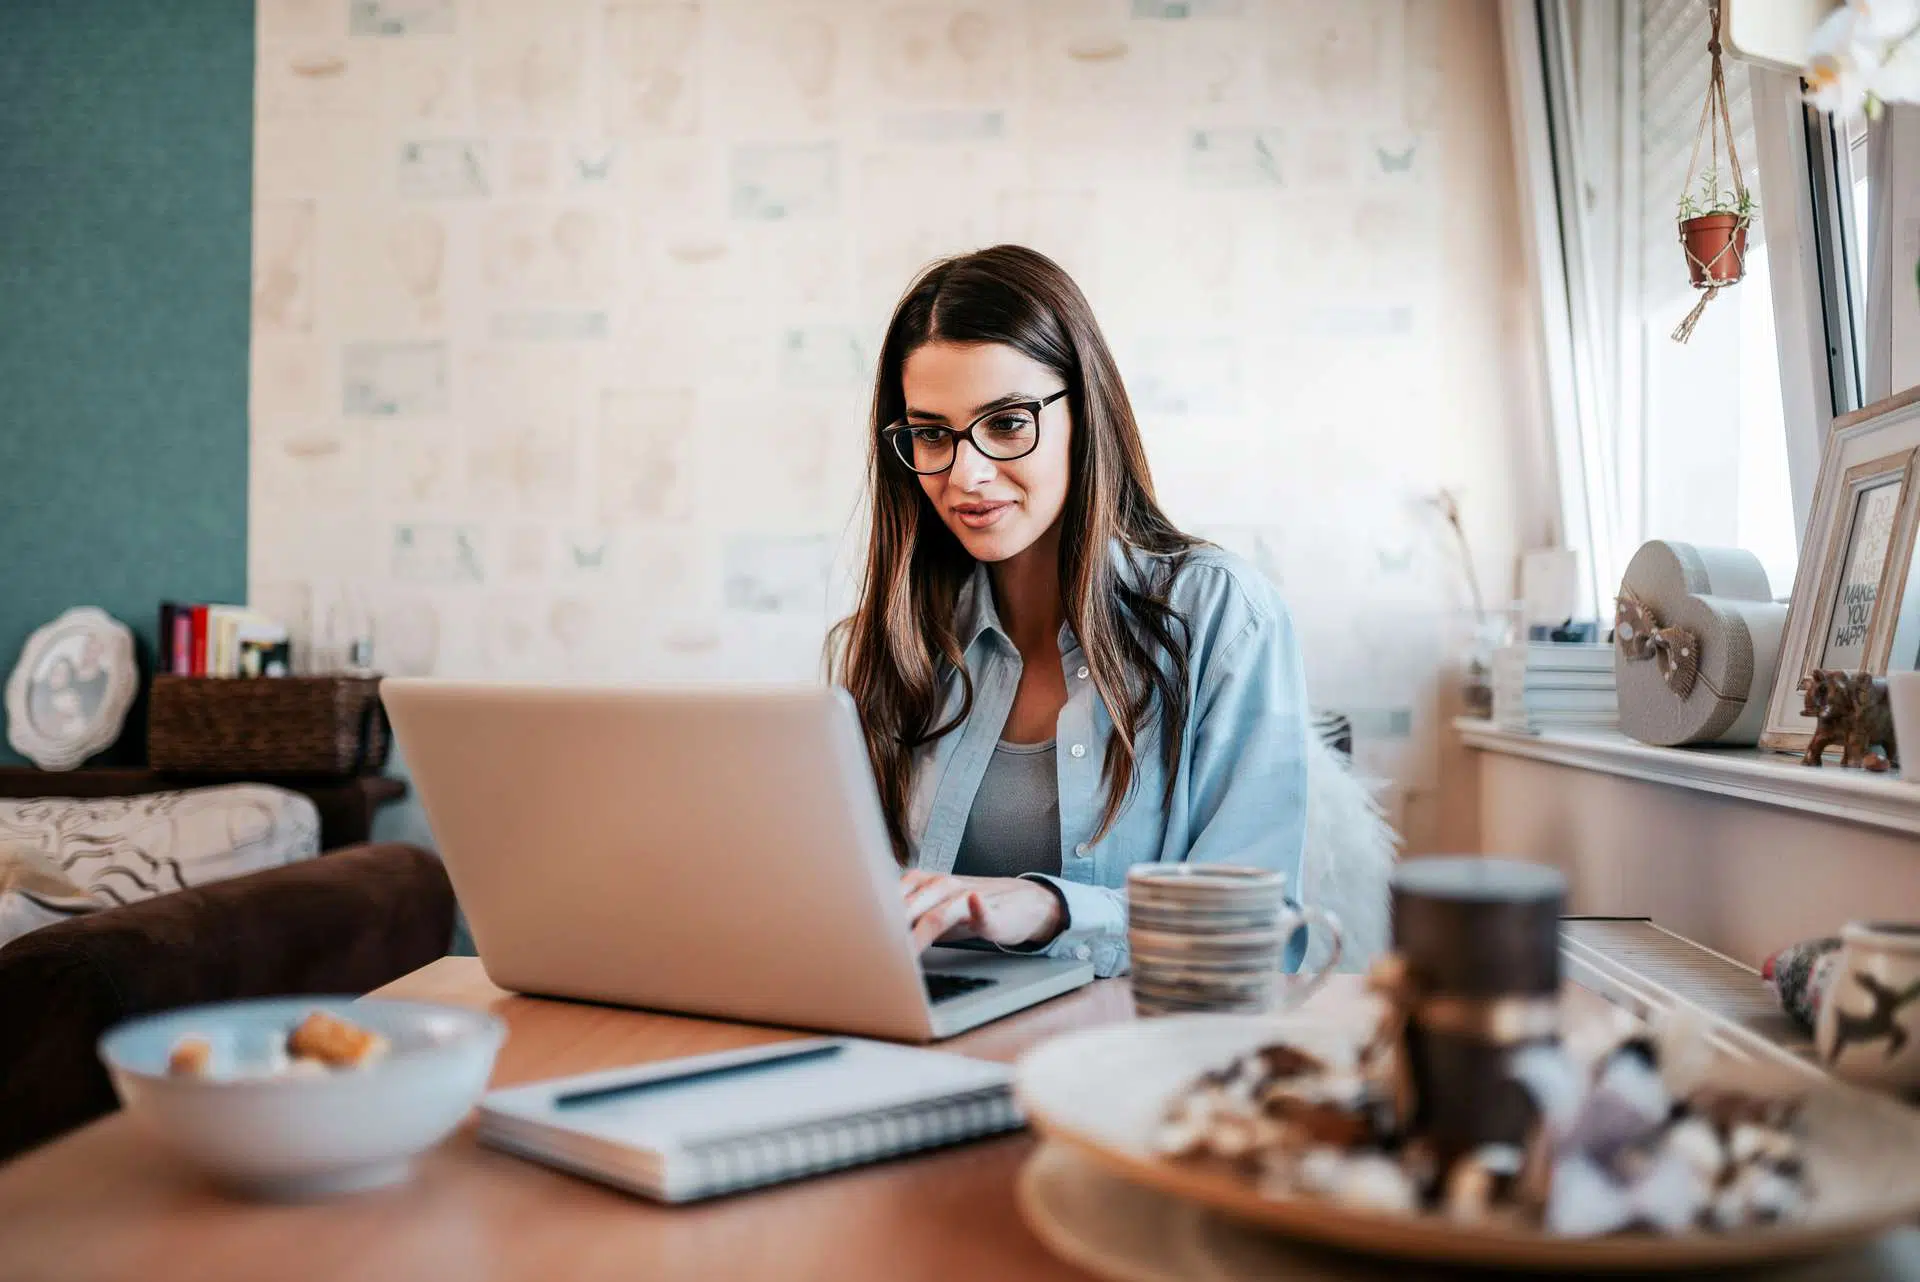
(1377, 856), (1566, 1173)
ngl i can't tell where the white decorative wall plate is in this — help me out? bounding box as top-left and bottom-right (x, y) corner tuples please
(5, 607), (139, 771)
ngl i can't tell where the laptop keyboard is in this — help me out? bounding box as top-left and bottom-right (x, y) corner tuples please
(924, 973), (998, 1004)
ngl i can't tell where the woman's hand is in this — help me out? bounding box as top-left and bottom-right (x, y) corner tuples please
(900, 870), (1066, 953)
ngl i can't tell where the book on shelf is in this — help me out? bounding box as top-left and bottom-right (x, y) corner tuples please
(1494, 711), (1620, 733)
(1494, 687), (1619, 714)
(156, 602), (291, 679)
(1497, 641), (1615, 671)
(1493, 655), (1619, 731)
(1493, 665), (1618, 691)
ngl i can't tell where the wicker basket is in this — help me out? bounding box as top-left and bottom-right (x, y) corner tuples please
(147, 675), (390, 777)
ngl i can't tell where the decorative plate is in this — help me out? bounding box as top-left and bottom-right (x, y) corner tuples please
(1016, 1140), (1920, 1282)
(4, 607), (138, 770)
(1012, 1010), (1920, 1272)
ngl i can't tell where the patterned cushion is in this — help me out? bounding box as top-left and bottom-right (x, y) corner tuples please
(0, 785), (321, 948)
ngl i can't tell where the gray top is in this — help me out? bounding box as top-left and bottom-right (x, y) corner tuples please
(951, 738), (1061, 880)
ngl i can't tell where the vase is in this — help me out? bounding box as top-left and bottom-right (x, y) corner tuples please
(1816, 921), (1920, 1098)
(1461, 614), (1513, 720)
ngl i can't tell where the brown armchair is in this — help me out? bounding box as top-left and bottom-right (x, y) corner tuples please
(0, 769), (452, 1162)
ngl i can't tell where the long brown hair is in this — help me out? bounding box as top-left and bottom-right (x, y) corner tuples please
(830, 245), (1200, 862)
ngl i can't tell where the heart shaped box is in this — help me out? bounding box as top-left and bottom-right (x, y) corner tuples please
(1615, 540), (1789, 746)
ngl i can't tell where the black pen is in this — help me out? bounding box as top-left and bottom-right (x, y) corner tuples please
(553, 1041), (844, 1109)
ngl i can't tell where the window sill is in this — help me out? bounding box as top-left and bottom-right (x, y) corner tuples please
(1455, 717), (1920, 837)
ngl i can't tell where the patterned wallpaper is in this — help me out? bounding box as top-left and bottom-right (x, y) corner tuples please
(248, 0), (1547, 848)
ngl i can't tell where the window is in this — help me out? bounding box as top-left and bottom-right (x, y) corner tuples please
(1520, 0), (1878, 611)
(1836, 105), (1870, 409)
(1848, 109), (1870, 309)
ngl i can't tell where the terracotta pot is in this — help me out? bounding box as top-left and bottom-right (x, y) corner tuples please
(1679, 213), (1748, 287)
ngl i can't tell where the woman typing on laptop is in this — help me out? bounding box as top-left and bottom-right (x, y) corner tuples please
(830, 245), (1310, 981)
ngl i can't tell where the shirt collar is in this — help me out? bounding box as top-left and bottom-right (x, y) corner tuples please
(953, 540), (1151, 658)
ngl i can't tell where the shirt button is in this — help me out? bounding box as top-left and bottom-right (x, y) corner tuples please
(1076, 665), (1089, 679)
(1073, 945), (1092, 962)
(1074, 842), (1089, 856)
(1069, 743), (1086, 759)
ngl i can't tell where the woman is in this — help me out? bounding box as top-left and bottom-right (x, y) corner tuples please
(830, 245), (1310, 979)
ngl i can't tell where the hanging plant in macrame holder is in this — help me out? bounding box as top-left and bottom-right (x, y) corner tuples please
(1671, 1), (1758, 344)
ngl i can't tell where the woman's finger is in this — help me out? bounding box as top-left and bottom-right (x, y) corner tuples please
(904, 879), (966, 920)
(910, 893), (976, 951)
(899, 868), (941, 894)
(905, 883), (969, 930)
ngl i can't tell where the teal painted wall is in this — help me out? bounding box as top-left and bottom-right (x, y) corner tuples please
(0, 0), (255, 764)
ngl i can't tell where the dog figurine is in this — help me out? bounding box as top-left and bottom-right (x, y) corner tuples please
(1800, 669), (1898, 770)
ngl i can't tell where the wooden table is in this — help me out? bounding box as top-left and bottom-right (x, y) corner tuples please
(0, 960), (1814, 1282)
(0, 959), (1137, 1282)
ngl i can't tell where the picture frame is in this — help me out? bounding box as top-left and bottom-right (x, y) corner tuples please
(1761, 389), (1920, 754)
(4, 607), (139, 771)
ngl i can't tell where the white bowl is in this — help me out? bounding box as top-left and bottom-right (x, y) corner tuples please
(99, 995), (505, 1200)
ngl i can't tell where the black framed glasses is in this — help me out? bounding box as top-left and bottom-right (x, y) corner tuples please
(881, 389), (1069, 475)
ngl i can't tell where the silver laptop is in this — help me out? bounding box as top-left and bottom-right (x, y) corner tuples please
(380, 679), (1095, 1042)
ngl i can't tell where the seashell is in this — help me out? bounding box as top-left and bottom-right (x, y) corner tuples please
(1706, 1163), (1808, 1230)
(1545, 1154), (1637, 1237)
(1443, 1143), (1525, 1223)
(1705, 1184), (1746, 1231)
(1567, 1049), (1671, 1164)
(1212, 1060), (1263, 1107)
(1622, 1147), (1711, 1234)
(1508, 1044), (1588, 1142)
(1261, 1067), (1367, 1108)
(1153, 1113), (1212, 1157)
(1204, 1112), (1262, 1160)
(1332, 1154), (1420, 1214)
(1266, 1098), (1372, 1149)
(1256, 1043), (1328, 1082)
(1686, 1086), (1802, 1134)
(1727, 1122), (1798, 1169)
(1286, 1150), (1419, 1214)
(1294, 1146), (1347, 1196)
(1741, 1166), (1808, 1224)
(1661, 1116), (1729, 1184)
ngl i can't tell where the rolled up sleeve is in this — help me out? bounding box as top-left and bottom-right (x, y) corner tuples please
(1185, 608), (1310, 885)
(1011, 874), (1125, 969)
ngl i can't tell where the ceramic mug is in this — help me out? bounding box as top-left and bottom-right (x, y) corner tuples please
(1815, 920), (1920, 1097)
(1125, 865), (1344, 1016)
(1888, 672), (1920, 784)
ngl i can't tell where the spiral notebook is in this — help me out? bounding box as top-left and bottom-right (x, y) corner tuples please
(475, 1037), (1024, 1203)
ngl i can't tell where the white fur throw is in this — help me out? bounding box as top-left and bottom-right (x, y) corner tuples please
(1297, 727), (1399, 973)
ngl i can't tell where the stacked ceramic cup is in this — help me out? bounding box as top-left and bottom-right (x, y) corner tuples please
(1126, 864), (1342, 1017)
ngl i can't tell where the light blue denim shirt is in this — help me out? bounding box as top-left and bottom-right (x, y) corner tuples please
(904, 542), (1310, 978)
